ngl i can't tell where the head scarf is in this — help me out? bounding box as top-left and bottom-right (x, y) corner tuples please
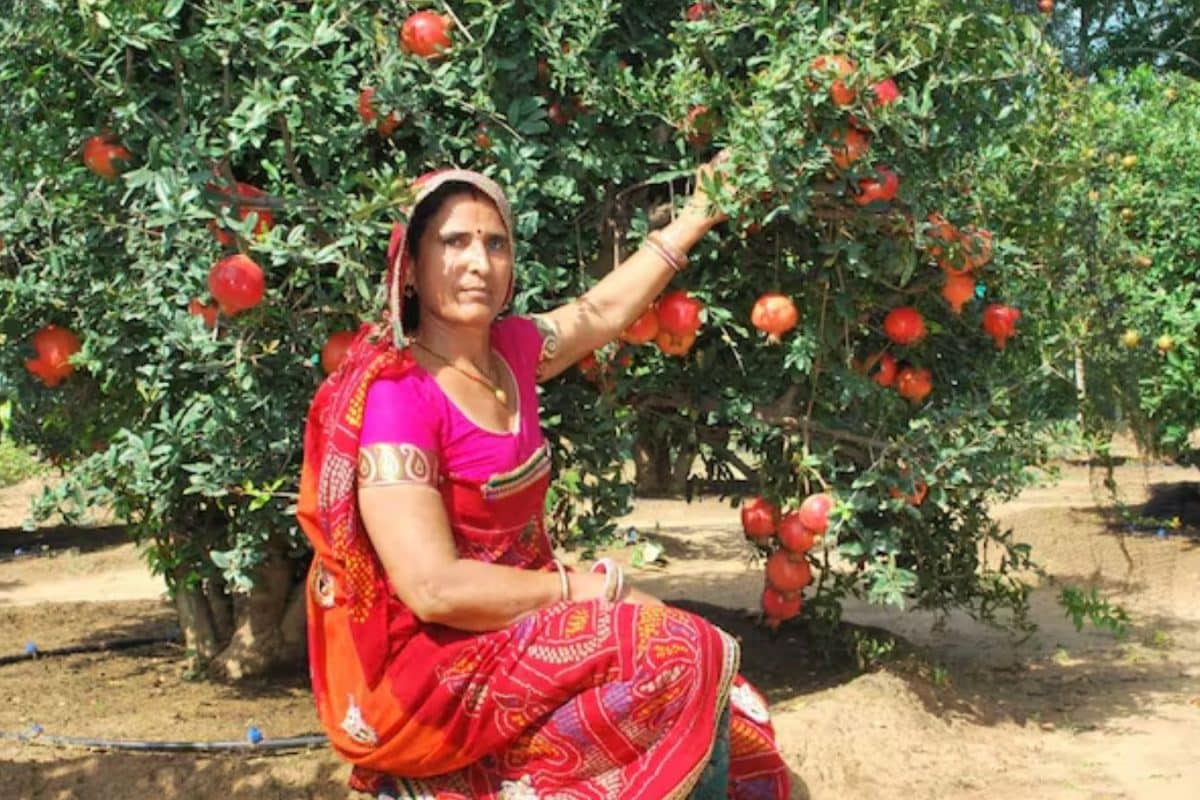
(383, 169), (515, 347)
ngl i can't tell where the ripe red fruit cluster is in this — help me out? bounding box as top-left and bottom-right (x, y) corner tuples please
(742, 493), (831, 629)
(208, 254), (266, 316)
(25, 325), (82, 387)
(684, 2), (713, 21)
(750, 293), (798, 343)
(400, 11), (452, 59)
(82, 134), (132, 181)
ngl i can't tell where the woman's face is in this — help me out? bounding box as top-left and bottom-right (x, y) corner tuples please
(411, 191), (513, 330)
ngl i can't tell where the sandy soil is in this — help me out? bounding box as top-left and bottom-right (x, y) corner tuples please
(0, 461), (1198, 800)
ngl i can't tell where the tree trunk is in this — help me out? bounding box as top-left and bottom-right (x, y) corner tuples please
(205, 573), (235, 644)
(209, 541), (301, 680)
(173, 579), (219, 664)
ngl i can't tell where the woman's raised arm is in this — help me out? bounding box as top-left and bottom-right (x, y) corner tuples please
(533, 154), (730, 381)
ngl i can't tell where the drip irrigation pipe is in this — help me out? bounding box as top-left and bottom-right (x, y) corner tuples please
(0, 635), (179, 666)
(0, 634), (330, 753)
(0, 728), (328, 753)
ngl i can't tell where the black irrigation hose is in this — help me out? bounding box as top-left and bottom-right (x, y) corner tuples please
(0, 635), (179, 666)
(1, 635), (329, 753)
(0, 728), (328, 753)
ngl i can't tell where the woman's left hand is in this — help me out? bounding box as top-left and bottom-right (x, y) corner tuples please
(684, 149), (732, 228)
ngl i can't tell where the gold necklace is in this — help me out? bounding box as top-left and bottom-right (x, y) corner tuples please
(411, 339), (509, 405)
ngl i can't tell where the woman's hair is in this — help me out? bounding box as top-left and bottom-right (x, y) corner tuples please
(403, 182), (494, 327)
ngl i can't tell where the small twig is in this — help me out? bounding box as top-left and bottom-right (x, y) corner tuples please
(439, 2), (475, 44)
(277, 114), (309, 189)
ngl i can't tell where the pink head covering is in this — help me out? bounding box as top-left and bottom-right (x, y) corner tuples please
(384, 169), (516, 347)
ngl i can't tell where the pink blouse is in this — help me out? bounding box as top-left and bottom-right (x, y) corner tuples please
(359, 316), (547, 481)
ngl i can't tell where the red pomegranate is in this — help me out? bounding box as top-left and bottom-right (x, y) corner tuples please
(25, 325), (82, 387)
(855, 165), (900, 206)
(778, 511), (817, 554)
(890, 480), (929, 507)
(895, 366), (933, 403)
(925, 213), (958, 259)
(621, 306), (660, 345)
(208, 254), (265, 316)
(209, 182), (275, 246)
(400, 11), (452, 58)
(810, 54), (856, 106)
(960, 226), (994, 269)
(682, 105), (719, 148)
(655, 330), (697, 358)
(982, 303), (1021, 350)
(871, 78), (901, 106)
(657, 290), (704, 337)
(321, 330), (358, 375)
(750, 293), (799, 343)
(872, 352), (898, 387)
(357, 87), (402, 136)
(740, 496), (780, 543)
(82, 135), (131, 181)
(685, 2), (713, 20)
(883, 306), (926, 346)
(829, 127), (870, 170)
(766, 550), (812, 593)
(941, 273), (976, 315)
(188, 298), (219, 330)
(762, 586), (803, 627)
(797, 493), (834, 535)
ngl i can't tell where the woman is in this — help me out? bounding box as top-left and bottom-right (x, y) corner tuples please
(297, 161), (791, 799)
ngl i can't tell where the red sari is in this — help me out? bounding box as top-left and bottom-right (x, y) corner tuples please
(297, 322), (790, 799)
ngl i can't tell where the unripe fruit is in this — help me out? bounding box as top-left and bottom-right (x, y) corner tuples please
(1120, 329), (1141, 349)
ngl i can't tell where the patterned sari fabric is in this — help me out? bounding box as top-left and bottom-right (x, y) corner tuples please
(297, 324), (791, 799)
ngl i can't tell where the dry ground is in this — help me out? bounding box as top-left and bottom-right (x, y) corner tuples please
(0, 459), (1197, 800)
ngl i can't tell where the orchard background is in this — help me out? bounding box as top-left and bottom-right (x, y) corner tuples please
(0, 0), (1195, 686)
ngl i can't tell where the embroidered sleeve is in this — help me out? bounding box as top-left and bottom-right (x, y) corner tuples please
(357, 443), (439, 489)
(530, 314), (561, 380)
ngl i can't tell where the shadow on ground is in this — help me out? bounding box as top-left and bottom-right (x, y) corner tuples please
(0, 524), (129, 563)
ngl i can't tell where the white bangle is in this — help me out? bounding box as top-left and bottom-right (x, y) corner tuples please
(591, 558), (623, 604)
(552, 559), (570, 602)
